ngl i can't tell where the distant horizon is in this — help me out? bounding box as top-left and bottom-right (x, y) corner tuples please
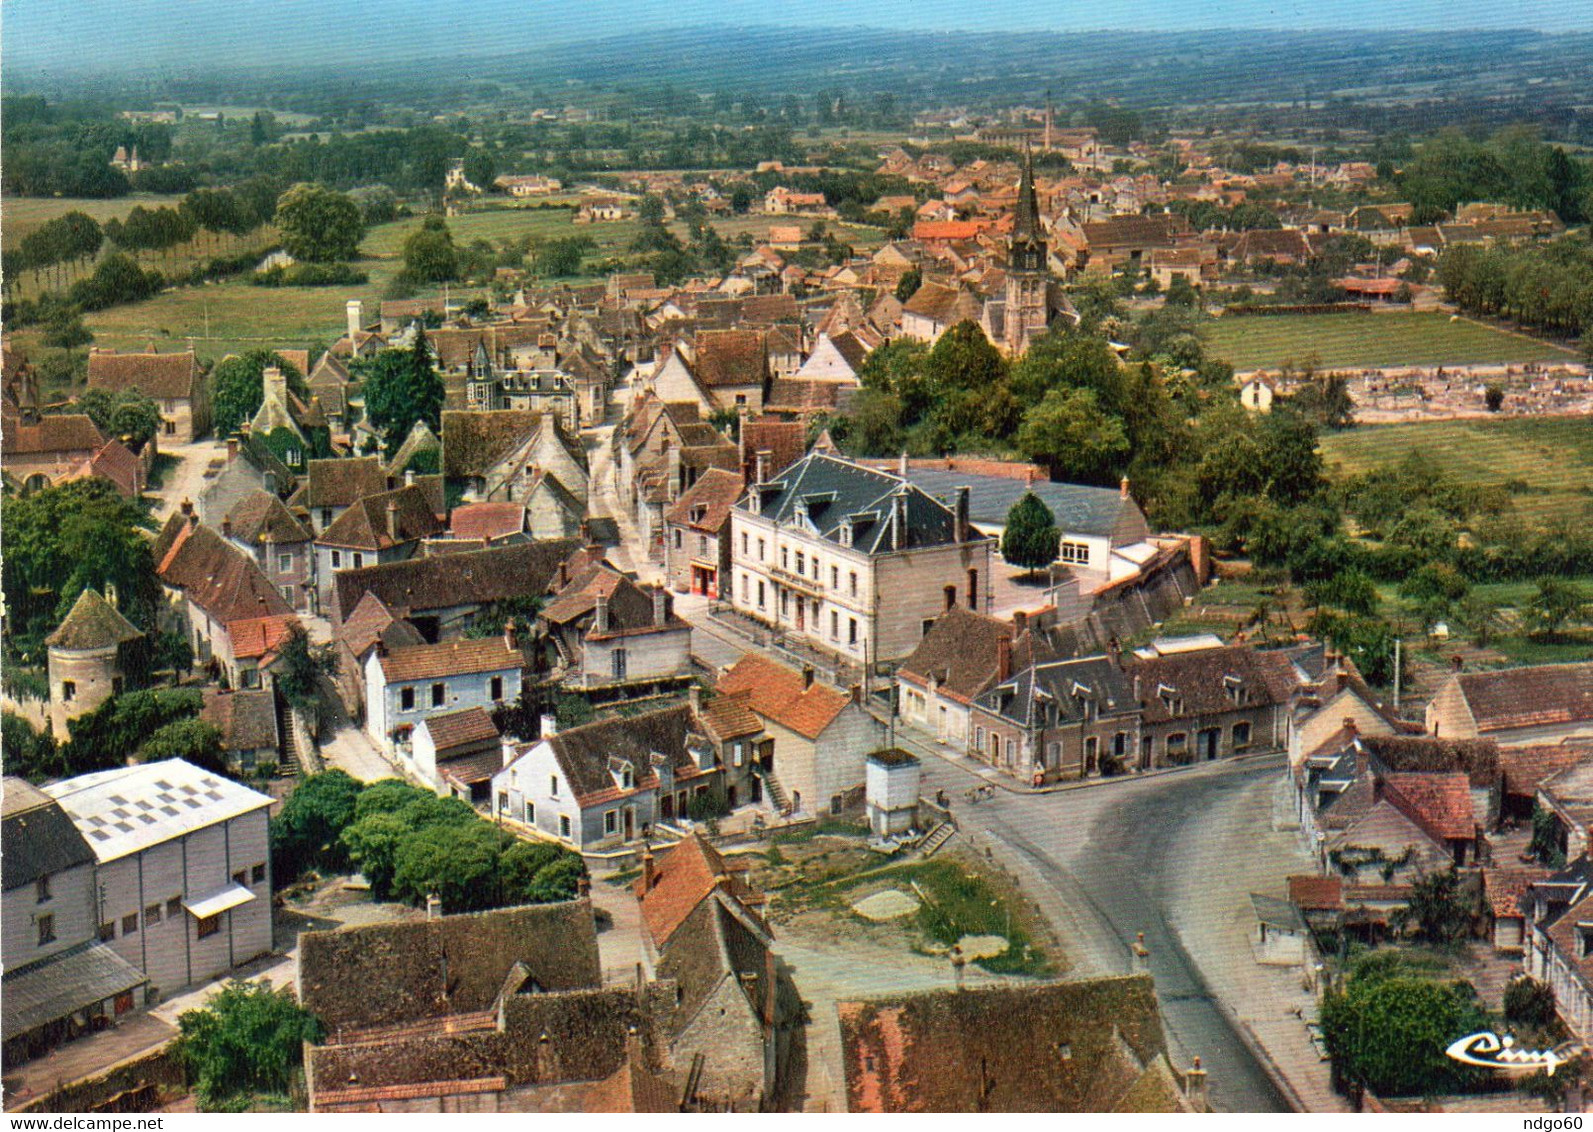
(5, 0), (1592, 79)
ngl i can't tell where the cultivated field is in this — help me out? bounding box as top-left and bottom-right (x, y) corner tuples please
(1204, 311), (1579, 370)
(1320, 416), (1593, 524)
(1, 193), (187, 248)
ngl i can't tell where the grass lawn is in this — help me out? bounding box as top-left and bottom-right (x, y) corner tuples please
(1321, 416), (1593, 525)
(1204, 311), (1579, 370)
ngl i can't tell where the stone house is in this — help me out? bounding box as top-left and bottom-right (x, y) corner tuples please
(222, 489), (317, 615)
(2, 778), (147, 1066)
(441, 409), (589, 508)
(330, 591), (425, 721)
(896, 606), (1038, 749)
(364, 629), (525, 755)
(728, 451), (993, 664)
(198, 436), (296, 526)
(715, 655), (883, 819)
(969, 654), (1141, 784)
(86, 348), (210, 442)
(411, 706), (503, 804)
(200, 688), (281, 775)
(1126, 645), (1298, 767)
(492, 703), (722, 850)
(44, 589), (141, 738)
(662, 467), (743, 598)
(1525, 861), (1593, 1042)
(246, 364), (330, 474)
(314, 483), (447, 610)
(43, 759), (273, 997)
(1, 413), (106, 493)
(296, 456), (389, 535)
(539, 567), (693, 692)
(1426, 662), (1593, 748)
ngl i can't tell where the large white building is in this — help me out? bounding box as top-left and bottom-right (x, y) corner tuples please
(727, 452), (992, 663)
(42, 759), (274, 997)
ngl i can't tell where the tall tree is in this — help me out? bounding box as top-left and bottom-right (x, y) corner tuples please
(173, 980), (324, 1110)
(1000, 493), (1061, 577)
(208, 350), (306, 437)
(274, 183), (364, 262)
(1017, 387), (1129, 485)
(359, 326), (444, 456)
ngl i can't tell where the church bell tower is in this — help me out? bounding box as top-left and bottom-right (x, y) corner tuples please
(1005, 145), (1049, 355)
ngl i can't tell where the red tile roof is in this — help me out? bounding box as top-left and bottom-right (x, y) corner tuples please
(419, 705), (500, 753)
(227, 614), (299, 662)
(1382, 772), (1475, 841)
(714, 655), (851, 740)
(1453, 663), (1593, 734)
(635, 832), (747, 948)
(448, 501), (527, 542)
(1486, 867), (1550, 919)
(154, 515), (295, 624)
(86, 349), (199, 400)
(1287, 874), (1343, 911)
(377, 636), (523, 683)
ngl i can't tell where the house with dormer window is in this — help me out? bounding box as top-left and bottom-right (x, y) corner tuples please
(1126, 645), (1299, 767)
(967, 656), (1140, 784)
(491, 701), (725, 850)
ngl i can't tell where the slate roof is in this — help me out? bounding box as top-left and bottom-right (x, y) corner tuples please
(441, 410), (541, 479)
(662, 467), (744, 533)
(201, 689), (279, 752)
(1450, 663), (1593, 734)
(318, 484), (446, 550)
(715, 655), (851, 740)
(741, 451), (977, 555)
(2, 778), (97, 891)
(893, 468), (1146, 540)
(153, 515), (295, 624)
(225, 489), (313, 546)
(898, 606), (1014, 704)
(86, 349), (199, 399)
(377, 636), (524, 684)
(975, 654), (1136, 727)
(838, 976), (1170, 1113)
(44, 588), (142, 651)
(298, 900), (602, 1033)
(334, 539), (582, 623)
(1128, 645), (1299, 723)
(537, 704), (701, 807)
(419, 706), (500, 753)
(303, 456), (388, 509)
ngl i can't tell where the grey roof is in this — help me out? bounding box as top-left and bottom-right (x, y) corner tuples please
(1251, 893), (1307, 932)
(3, 778), (97, 892)
(741, 452), (982, 555)
(2, 942), (147, 1040)
(899, 468), (1142, 540)
(974, 656), (1137, 729)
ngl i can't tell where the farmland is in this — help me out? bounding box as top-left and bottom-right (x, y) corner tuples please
(1, 193), (187, 247)
(1203, 310), (1580, 370)
(1319, 416), (1593, 525)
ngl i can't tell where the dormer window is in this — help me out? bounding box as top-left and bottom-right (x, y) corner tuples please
(622, 766), (634, 789)
(1224, 674), (1250, 705)
(840, 523), (853, 548)
(1579, 923), (1593, 960)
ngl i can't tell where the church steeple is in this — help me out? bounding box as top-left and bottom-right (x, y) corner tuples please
(1009, 145), (1046, 274)
(1005, 143), (1050, 355)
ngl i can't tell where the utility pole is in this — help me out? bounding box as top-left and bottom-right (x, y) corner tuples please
(1392, 638), (1402, 712)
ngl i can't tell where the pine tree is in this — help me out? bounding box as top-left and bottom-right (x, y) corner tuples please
(1000, 492), (1060, 577)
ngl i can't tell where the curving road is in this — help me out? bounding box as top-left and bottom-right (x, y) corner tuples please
(905, 737), (1299, 1112)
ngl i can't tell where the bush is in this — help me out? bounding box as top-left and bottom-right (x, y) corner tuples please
(173, 979), (323, 1110)
(252, 262), (368, 287)
(1503, 976), (1557, 1029)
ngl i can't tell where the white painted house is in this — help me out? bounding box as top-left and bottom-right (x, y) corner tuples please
(364, 630), (525, 754)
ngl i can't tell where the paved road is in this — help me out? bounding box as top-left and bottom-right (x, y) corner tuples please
(901, 731), (1296, 1113)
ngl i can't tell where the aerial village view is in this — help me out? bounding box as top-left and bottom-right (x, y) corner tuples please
(2, 0), (1593, 1121)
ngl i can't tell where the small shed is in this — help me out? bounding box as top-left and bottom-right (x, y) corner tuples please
(865, 748), (921, 836)
(413, 706), (504, 802)
(1251, 893), (1309, 966)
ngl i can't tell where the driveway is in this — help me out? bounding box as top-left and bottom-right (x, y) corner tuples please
(146, 437), (227, 521)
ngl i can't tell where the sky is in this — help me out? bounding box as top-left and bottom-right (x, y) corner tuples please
(5, 0), (1590, 74)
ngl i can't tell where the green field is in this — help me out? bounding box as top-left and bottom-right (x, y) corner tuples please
(1204, 311), (1579, 370)
(1320, 416), (1593, 524)
(2, 194), (186, 249)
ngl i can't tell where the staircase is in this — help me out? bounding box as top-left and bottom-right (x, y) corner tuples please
(919, 821), (956, 858)
(757, 768), (791, 816)
(275, 693), (301, 778)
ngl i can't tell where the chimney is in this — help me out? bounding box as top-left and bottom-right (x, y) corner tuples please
(346, 299), (363, 344)
(1013, 610), (1027, 635)
(898, 450), (909, 478)
(227, 438), (238, 461)
(386, 498), (399, 541)
(1133, 673), (1143, 703)
(539, 712), (557, 739)
(652, 586), (667, 626)
(1132, 931), (1150, 971)
(954, 485), (971, 543)
(1120, 475), (1131, 500)
(595, 594), (610, 635)
(641, 844), (656, 892)
(425, 892), (443, 920)
(221, 516), (233, 538)
(688, 684), (702, 716)
(754, 449), (769, 485)
(667, 443), (682, 498)
(802, 664), (815, 690)
(405, 469), (415, 487)
(996, 636), (1012, 682)
(262, 365), (286, 409)
(180, 497), (194, 517)
(892, 491), (907, 551)
(950, 945), (966, 990)
(504, 620), (518, 652)
(1184, 1057), (1208, 1108)
(557, 560), (570, 589)
(1107, 636), (1121, 666)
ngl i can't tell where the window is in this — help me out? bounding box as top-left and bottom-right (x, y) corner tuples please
(781, 547), (789, 570)
(735, 394), (747, 406)
(400, 687), (416, 711)
(62, 680), (76, 702)
(605, 810), (618, 835)
(621, 766), (634, 789)
(849, 618), (858, 645)
(757, 581), (766, 609)
(145, 903), (162, 925)
(331, 550), (342, 569)
(832, 565), (840, 588)
(795, 551), (805, 575)
(559, 814), (572, 839)
(278, 553), (293, 572)
(780, 590), (789, 616)
(281, 585), (295, 603)
(673, 529), (683, 549)
(831, 611), (839, 639)
(233, 869), (247, 887)
(100, 921), (115, 942)
(1059, 541), (1091, 565)
(164, 419), (176, 436)
(35, 876), (50, 903)
(353, 552), (365, 569)
(975, 727), (984, 749)
(1005, 740), (1016, 762)
(321, 508), (334, 527)
(252, 864), (266, 885)
(37, 914), (55, 945)
(757, 538), (765, 561)
(1233, 721), (1252, 748)
(123, 913), (139, 936)
(850, 571), (857, 596)
(431, 682), (446, 707)
(830, 795), (844, 816)
(733, 741), (745, 767)
(741, 532), (749, 555)
(286, 448), (301, 467)
(490, 675), (504, 701)
(698, 535), (708, 555)
(167, 896), (181, 917)
(1168, 732), (1188, 750)
(197, 914), (221, 939)
(741, 574), (749, 600)
(550, 775), (559, 796)
(241, 668), (260, 689)
(612, 649), (628, 679)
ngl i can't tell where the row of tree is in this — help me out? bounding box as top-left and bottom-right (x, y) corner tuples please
(1436, 234), (1593, 344)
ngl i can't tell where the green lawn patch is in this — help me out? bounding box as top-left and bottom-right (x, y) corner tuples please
(1204, 311), (1577, 370)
